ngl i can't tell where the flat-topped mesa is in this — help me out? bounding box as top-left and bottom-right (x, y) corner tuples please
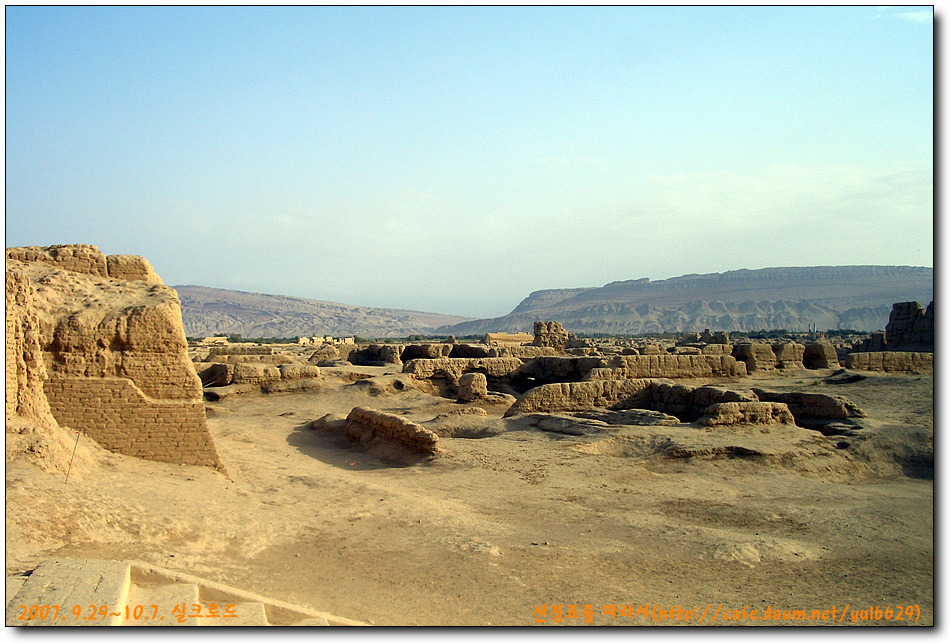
(5, 244), (225, 472)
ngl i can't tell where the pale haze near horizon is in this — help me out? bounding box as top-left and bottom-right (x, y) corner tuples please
(4, 5), (934, 319)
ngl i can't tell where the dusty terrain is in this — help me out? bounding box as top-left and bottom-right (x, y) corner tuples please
(5, 366), (933, 626)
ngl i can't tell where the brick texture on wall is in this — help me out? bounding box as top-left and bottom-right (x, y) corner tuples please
(8, 245), (229, 474)
(44, 375), (226, 472)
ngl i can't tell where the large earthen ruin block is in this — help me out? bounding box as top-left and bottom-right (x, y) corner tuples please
(803, 341), (839, 369)
(698, 401), (795, 427)
(771, 342), (805, 370)
(643, 382), (757, 421)
(457, 372), (488, 403)
(504, 379), (660, 416)
(209, 345), (275, 357)
(884, 301), (934, 351)
(486, 345), (558, 359)
(400, 343), (454, 361)
(533, 321), (569, 350)
(105, 255), (164, 283)
(513, 356), (608, 383)
(732, 343), (776, 372)
(6, 244), (226, 472)
(484, 332), (533, 345)
(5, 269), (56, 429)
(751, 389), (866, 420)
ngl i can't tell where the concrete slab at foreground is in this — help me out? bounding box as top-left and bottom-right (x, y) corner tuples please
(5, 558), (367, 626)
(5, 559), (131, 626)
(123, 582), (200, 626)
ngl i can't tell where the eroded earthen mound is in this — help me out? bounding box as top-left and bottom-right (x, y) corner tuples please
(6, 244), (225, 472)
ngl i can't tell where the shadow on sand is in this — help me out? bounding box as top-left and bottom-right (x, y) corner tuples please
(285, 421), (426, 471)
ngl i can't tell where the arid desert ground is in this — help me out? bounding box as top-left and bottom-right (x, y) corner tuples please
(6, 363), (933, 626)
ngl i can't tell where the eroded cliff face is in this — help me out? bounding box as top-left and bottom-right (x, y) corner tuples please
(5, 268), (56, 430)
(6, 245), (224, 473)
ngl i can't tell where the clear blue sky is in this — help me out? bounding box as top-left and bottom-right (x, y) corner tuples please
(5, 5), (934, 318)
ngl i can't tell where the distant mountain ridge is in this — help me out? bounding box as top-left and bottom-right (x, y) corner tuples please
(174, 285), (472, 338)
(438, 266), (934, 335)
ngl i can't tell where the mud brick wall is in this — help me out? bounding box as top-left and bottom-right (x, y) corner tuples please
(209, 345), (275, 356)
(45, 376), (225, 472)
(845, 351), (933, 374)
(7, 245), (109, 278)
(589, 354), (747, 379)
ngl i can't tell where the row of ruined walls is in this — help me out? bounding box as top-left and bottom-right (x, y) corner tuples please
(6, 245), (225, 472)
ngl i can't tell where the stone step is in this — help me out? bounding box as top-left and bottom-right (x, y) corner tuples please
(7, 558), (368, 626)
(200, 601), (270, 626)
(122, 582), (200, 626)
(5, 559), (131, 626)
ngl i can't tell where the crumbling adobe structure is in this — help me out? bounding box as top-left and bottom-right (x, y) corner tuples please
(844, 351), (933, 374)
(505, 377), (865, 429)
(850, 301), (934, 355)
(533, 321), (569, 350)
(884, 301), (934, 351)
(402, 356), (524, 383)
(6, 245), (225, 471)
(586, 354), (747, 379)
(698, 402), (795, 427)
(802, 341), (839, 369)
(344, 407), (440, 456)
(5, 270), (56, 430)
